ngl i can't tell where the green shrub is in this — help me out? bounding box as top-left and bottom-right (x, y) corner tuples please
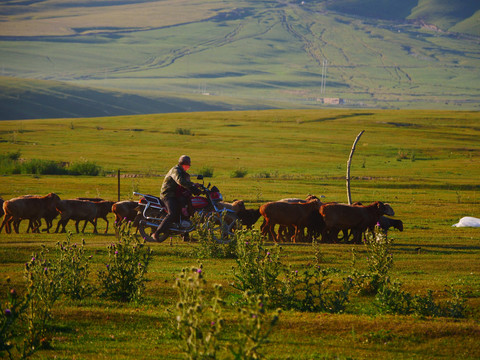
(251, 171), (271, 179)
(0, 151), (22, 174)
(0, 151), (103, 176)
(0, 150), (21, 162)
(175, 128), (193, 135)
(411, 290), (440, 318)
(0, 159), (20, 175)
(98, 224), (153, 302)
(198, 166), (214, 178)
(20, 159), (67, 175)
(441, 283), (469, 318)
(230, 168), (248, 178)
(67, 160), (102, 176)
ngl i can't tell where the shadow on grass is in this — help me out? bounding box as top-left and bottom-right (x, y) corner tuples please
(394, 243), (480, 255)
(303, 112), (374, 123)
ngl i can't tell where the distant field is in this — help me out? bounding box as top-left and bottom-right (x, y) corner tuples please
(1, 109), (479, 200)
(0, 0), (479, 119)
(1, 109), (479, 242)
(0, 109), (479, 358)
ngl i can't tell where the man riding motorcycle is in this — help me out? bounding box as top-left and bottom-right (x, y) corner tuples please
(151, 155), (201, 241)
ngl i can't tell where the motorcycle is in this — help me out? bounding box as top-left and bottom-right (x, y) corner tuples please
(133, 175), (237, 243)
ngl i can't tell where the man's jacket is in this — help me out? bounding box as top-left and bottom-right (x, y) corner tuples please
(160, 165), (195, 199)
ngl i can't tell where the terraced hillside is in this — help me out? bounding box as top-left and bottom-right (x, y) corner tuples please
(0, 0), (479, 119)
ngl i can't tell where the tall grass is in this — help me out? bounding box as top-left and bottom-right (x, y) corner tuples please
(0, 152), (102, 176)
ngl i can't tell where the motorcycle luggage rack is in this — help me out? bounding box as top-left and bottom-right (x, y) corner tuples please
(134, 192), (165, 221)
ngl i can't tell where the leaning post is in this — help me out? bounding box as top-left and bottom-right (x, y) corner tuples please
(346, 130), (365, 205)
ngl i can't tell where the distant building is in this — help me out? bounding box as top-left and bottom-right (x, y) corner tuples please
(317, 97), (345, 105)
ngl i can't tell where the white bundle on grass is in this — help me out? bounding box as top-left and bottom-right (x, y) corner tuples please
(452, 217), (480, 227)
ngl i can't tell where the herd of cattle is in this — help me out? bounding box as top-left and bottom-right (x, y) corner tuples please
(0, 193), (403, 243)
(0, 194), (135, 235)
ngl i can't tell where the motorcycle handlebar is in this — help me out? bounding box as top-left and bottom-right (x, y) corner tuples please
(196, 183), (209, 193)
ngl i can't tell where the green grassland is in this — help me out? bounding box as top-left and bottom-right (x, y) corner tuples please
(0, 0), (479, 120)
(0, 109), (479, 359)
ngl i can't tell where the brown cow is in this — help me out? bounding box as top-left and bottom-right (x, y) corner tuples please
(375, 216), (404, 238)
(236, 208), (261, 229)
(276, 195), (322, 242)
(91, 200), (115, 234)
(260, 198), (322, 242)
(112, 200), (139, 225)
(55, 199), (98, 233)
(320, 201), (394, 243)
(0, 193), (61, 234)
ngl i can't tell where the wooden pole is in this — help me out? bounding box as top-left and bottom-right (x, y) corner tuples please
(117, 169), (121, 202)
(346, 130), (365, 205)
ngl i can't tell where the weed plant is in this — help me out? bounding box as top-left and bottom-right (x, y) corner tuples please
(174, 266), (281, 360)
(55, 234), (94, 300)
(229, 291), (281, 360)
(281, 266), (352, 313)
(174, 265), (224, 360)
(232, 231), (283, 305)
(0, 279), (29, 359)
(350, 227), (393, 295)
(196, 213), (237, 259)
(375, 281), (415, 315)
(98, 224), (153, 302)
(376, 281), (469, 318)
(23, 246), (62, 356)
(233, 231), (354, 313)
(311, 237), (324, 265)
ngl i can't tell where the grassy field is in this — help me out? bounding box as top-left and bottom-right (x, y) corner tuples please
(0, 109), (479, 359)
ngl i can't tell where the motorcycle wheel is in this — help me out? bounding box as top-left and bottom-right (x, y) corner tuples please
(137, 220), (170, 243)
(204, 212), (237, 244)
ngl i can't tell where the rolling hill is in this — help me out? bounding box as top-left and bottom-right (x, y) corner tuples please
(0, 76), (285, 120)
(326, 0), (480, 33)
(0, 0), (479, 119)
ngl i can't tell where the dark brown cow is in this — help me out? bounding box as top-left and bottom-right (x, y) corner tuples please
(260, 199), (322, 242)
(236, 208), (261, 229)
(0, 193), (61, 234)
(55, 199), (98, 234)
(91, 200), (115, 233)
(112, 200), (139, 225)
(320, 201), (394, 243)
(275, 195), (322, 242)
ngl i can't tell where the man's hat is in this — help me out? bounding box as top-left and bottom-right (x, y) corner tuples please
(178, 155), (191, 165)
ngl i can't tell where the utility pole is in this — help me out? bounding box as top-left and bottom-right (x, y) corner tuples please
(321, 59), (328, 95)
